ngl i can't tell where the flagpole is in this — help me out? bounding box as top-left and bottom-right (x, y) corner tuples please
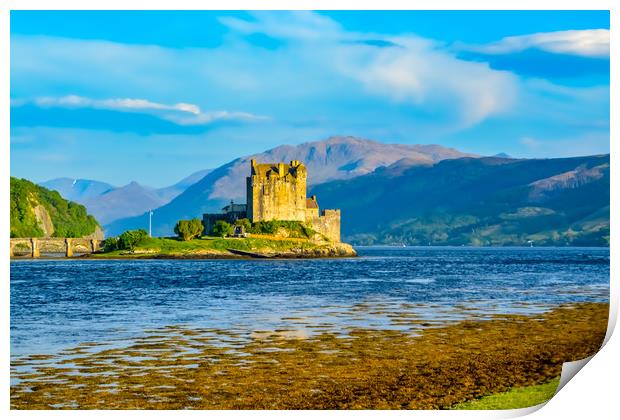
(149, 210), (153, 237)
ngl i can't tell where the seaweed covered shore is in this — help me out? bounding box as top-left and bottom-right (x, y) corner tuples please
(11, 302), (608, 409)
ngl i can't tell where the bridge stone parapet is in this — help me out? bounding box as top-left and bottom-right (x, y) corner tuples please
(10, 238), (105, 258)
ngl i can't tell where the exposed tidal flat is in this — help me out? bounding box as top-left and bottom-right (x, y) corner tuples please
(10, 303), (608, 409)
(10, 247), (609, 409)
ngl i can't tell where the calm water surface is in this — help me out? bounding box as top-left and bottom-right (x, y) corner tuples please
(11, 247), (609, 360)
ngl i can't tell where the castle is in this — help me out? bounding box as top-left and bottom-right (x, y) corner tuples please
(202, 159), (341, 242)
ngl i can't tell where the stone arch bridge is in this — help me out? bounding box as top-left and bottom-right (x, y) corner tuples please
(10, 238), (104, 258)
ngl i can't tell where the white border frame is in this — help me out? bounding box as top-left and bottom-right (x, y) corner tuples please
(1, 1), (616, 419)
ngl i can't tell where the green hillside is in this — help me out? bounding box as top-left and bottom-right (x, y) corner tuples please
(311, 155), (610, 247)
(10, 177), (101, 238)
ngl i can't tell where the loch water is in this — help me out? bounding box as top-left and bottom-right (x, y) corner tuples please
(10, 246), (609, 360)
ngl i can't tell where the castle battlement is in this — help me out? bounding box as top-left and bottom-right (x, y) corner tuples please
(249, 159), (305, 180)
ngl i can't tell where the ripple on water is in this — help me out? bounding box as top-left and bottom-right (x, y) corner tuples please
(10, 247), (609, 375)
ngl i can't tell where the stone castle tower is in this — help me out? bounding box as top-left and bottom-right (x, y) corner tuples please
(204, 159), (341, 242)
(246, 159), (341, 242)
(246, 159), (307, 222)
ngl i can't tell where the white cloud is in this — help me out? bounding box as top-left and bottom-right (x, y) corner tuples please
(337, 37), (517, 127)
(167, 110), (270, 126)
(18, 95), (268, 126)
(9, 13), (608, 136)
(33, 95), (201, 115)
(458, 29), (609, 58)
(219, 11), (344, 42)
(218, 12), (518, 127)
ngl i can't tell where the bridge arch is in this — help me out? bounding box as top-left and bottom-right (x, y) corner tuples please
(10, 238), (103, 258)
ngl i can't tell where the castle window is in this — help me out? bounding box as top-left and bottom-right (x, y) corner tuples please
(263, 185), (270, 195)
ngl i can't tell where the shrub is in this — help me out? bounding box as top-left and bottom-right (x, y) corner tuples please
(250, 220), (277, 234)
(301, 224), (315, 238)
(211, 220), (233, 237)
(175, 218), (204, 241)
(103, 237), (119, 252)
(117, 229), (148, 251)
(248, 220), (317, 238)
(235, 218), (252, 231)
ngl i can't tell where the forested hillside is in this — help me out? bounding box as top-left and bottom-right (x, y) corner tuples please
(10, 177), (101, 238)
(310, 155), (610, 246)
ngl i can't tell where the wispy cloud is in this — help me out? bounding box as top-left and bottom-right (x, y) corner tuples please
(169, 111), (269, 125)
(519, 132), (609, 158)
(219, 12), (518, 127)
(219, 11), (344, 42)
(520, 136), (541, 150)
(457, 29), (609, 58)
(12, 95), (269, 127)
(341, 37), (517, 127)
(34, 95), (200, 114)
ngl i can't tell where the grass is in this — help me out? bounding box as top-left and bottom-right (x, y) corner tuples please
(453, 377), (560, 410)
(10, 303), (607, 409)
(93, 235), (355, 259)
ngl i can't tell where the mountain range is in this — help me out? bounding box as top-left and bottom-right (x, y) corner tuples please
(40, 169), (211, 225)
(36, 136), (609, 246)
(310, 154), (609, 246)
(105, 136), (475, 236)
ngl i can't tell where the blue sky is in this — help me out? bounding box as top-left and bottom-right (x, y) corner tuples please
(10, 10), (610, 187)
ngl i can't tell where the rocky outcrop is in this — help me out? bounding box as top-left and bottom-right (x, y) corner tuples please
(33, 204), (54, 237)
(83, 226), (105, 241)
(273, 241), (357, 258)
(232, 241), (357, 259)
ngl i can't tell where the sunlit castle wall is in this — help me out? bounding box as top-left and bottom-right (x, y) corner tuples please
(246, 160), (307, 222)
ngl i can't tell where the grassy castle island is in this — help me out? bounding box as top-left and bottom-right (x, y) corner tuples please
(96, 160), (356, 259)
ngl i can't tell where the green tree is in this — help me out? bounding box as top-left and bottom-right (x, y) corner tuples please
(174, 218), (204, 241)
(235, 218), (252, 232)
(117, 229), (148, 250)
(10, 177), (100, 238)
(211, 220), (233, 237)
(103, 236), (119, 252)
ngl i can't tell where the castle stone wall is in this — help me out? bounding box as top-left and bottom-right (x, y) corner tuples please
(305, 207), (319, 220)
(308, 209), (341, 243)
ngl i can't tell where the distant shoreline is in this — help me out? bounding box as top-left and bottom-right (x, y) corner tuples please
(9, 243), (610, 261)
(351, 244), (611, 249)
(10, 251), (358, 261)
